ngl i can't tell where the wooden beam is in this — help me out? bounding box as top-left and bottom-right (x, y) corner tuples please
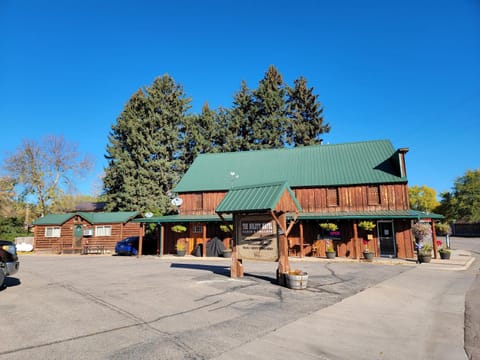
(431, 221), (438, 259)
(285, 212), (298, 237)
(202, 223), (207, 257)
(272, 211), (290, 285)
(137, 223), (144, 258)
(159, 224), (164, 256)
(353, 221), (360, 259)
(230, 214), (243, 278)
(299, 221), (305, 258)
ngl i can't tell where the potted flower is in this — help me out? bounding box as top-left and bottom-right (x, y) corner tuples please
(412, 222), (432, 263)
(325, 242), (336, 259)
(417, 243), (433, 263)
(176, 241), (186, 256)
(362, 240), (374, 262)
(437, 240), (451, 260)
(358, 221), (376, 240)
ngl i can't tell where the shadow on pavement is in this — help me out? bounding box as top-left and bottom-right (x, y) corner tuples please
(170, 263), (230, 276)
(170, 262), (278, 284)
(0, 277), (21, 291)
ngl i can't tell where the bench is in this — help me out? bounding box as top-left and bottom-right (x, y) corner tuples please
(82, 245), (105, 255)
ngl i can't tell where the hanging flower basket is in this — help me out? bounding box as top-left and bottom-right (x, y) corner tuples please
(358, 221), (376, 232)
(171, 225), (187, 233)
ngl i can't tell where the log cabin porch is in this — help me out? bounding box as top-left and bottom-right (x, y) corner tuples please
(135, 210), (442, 260)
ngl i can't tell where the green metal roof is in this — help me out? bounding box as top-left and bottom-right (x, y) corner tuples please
(133, 214), (232, 223)
(174, 139), (407, 193)
(77, 212), (139, 224)
(32, 213), (75, 225)
(294, 210), (444, 220)
(33, 211), (139, 225)
(216, 181), (302, 214)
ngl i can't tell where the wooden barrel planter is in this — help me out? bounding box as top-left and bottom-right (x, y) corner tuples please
(285, 271), (308, 290)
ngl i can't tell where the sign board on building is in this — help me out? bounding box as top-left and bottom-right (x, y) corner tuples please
(236, 214), (278, 261)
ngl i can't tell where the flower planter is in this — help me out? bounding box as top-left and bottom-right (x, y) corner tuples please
(326, 251), (336, 259)
(363, 251), (374, 262)
(418, 254), (432, 263)
(176, 250), (186, 257)
(285, 272), (308, 290)
(439, 251), (451, 260)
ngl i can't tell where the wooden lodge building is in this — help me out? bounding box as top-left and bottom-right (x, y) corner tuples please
(139, 139), (442, 260)
(32, 212), (141, 254)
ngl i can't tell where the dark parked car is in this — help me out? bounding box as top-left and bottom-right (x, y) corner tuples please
(115, 236), (140, 256)
(1, 239), (20, 287)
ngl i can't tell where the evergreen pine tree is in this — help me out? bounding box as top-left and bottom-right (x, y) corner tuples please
(103, 75), (191, 214)
(286, 76), (330, 146)
(229, 80), (256, 151)
(180, 103), (215, 165)
(251, 65), (288, 149)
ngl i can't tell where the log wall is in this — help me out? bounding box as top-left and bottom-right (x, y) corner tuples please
(179, 183), (409, 215)
(34, 217), (141, 253)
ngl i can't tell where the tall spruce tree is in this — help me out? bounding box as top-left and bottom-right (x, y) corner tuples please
(180, 103), (215, 165)
(251, 65), (288, 149)
(229, 80), (256, 151)
(286, 76), (330, 146)
(227, 65), (327, 151)
(103, 75), (191, 214)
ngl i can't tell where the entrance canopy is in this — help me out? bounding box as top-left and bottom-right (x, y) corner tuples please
(216, 181), (302, 215)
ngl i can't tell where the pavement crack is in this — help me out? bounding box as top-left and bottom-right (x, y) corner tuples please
(324, 263), (348, 282)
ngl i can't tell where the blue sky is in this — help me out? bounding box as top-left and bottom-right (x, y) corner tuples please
(1, 0), (479, 198)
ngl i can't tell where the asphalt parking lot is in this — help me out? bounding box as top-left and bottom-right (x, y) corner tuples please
(0, 254), (410, 359)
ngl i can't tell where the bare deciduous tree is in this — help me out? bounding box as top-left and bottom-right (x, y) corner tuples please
(4, 135), (93, 216)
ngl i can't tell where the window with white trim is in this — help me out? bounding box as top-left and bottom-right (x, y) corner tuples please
(95, 225), (112, 236)
(45, 227), (61, 237)
(192, 225), (202, 234)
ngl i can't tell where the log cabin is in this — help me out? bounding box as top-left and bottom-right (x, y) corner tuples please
(138, 139), (442, 259)
(32, 212), (141, 254)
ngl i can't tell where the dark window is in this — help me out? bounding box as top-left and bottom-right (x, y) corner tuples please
(327, 187), (339, 207)
(193, 193), (203, 211)
(367, 185), (381, 205)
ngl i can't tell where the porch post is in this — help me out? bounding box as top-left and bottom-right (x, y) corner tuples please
(277, 212), (291, 285)
(202, 223), (207, 257)
(230, 214), (244, 278)
(159, 224), (164, 256)
(353, 221), (360, 259)
(431, 221), (438, 259)
(299, 221), (305, 258)
(137, 223), (144, 258)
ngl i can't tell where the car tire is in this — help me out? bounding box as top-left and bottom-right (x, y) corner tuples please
(0, 265), (5, 288)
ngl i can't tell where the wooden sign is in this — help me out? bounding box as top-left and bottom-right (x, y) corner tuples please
(235, 214), (278, 261)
